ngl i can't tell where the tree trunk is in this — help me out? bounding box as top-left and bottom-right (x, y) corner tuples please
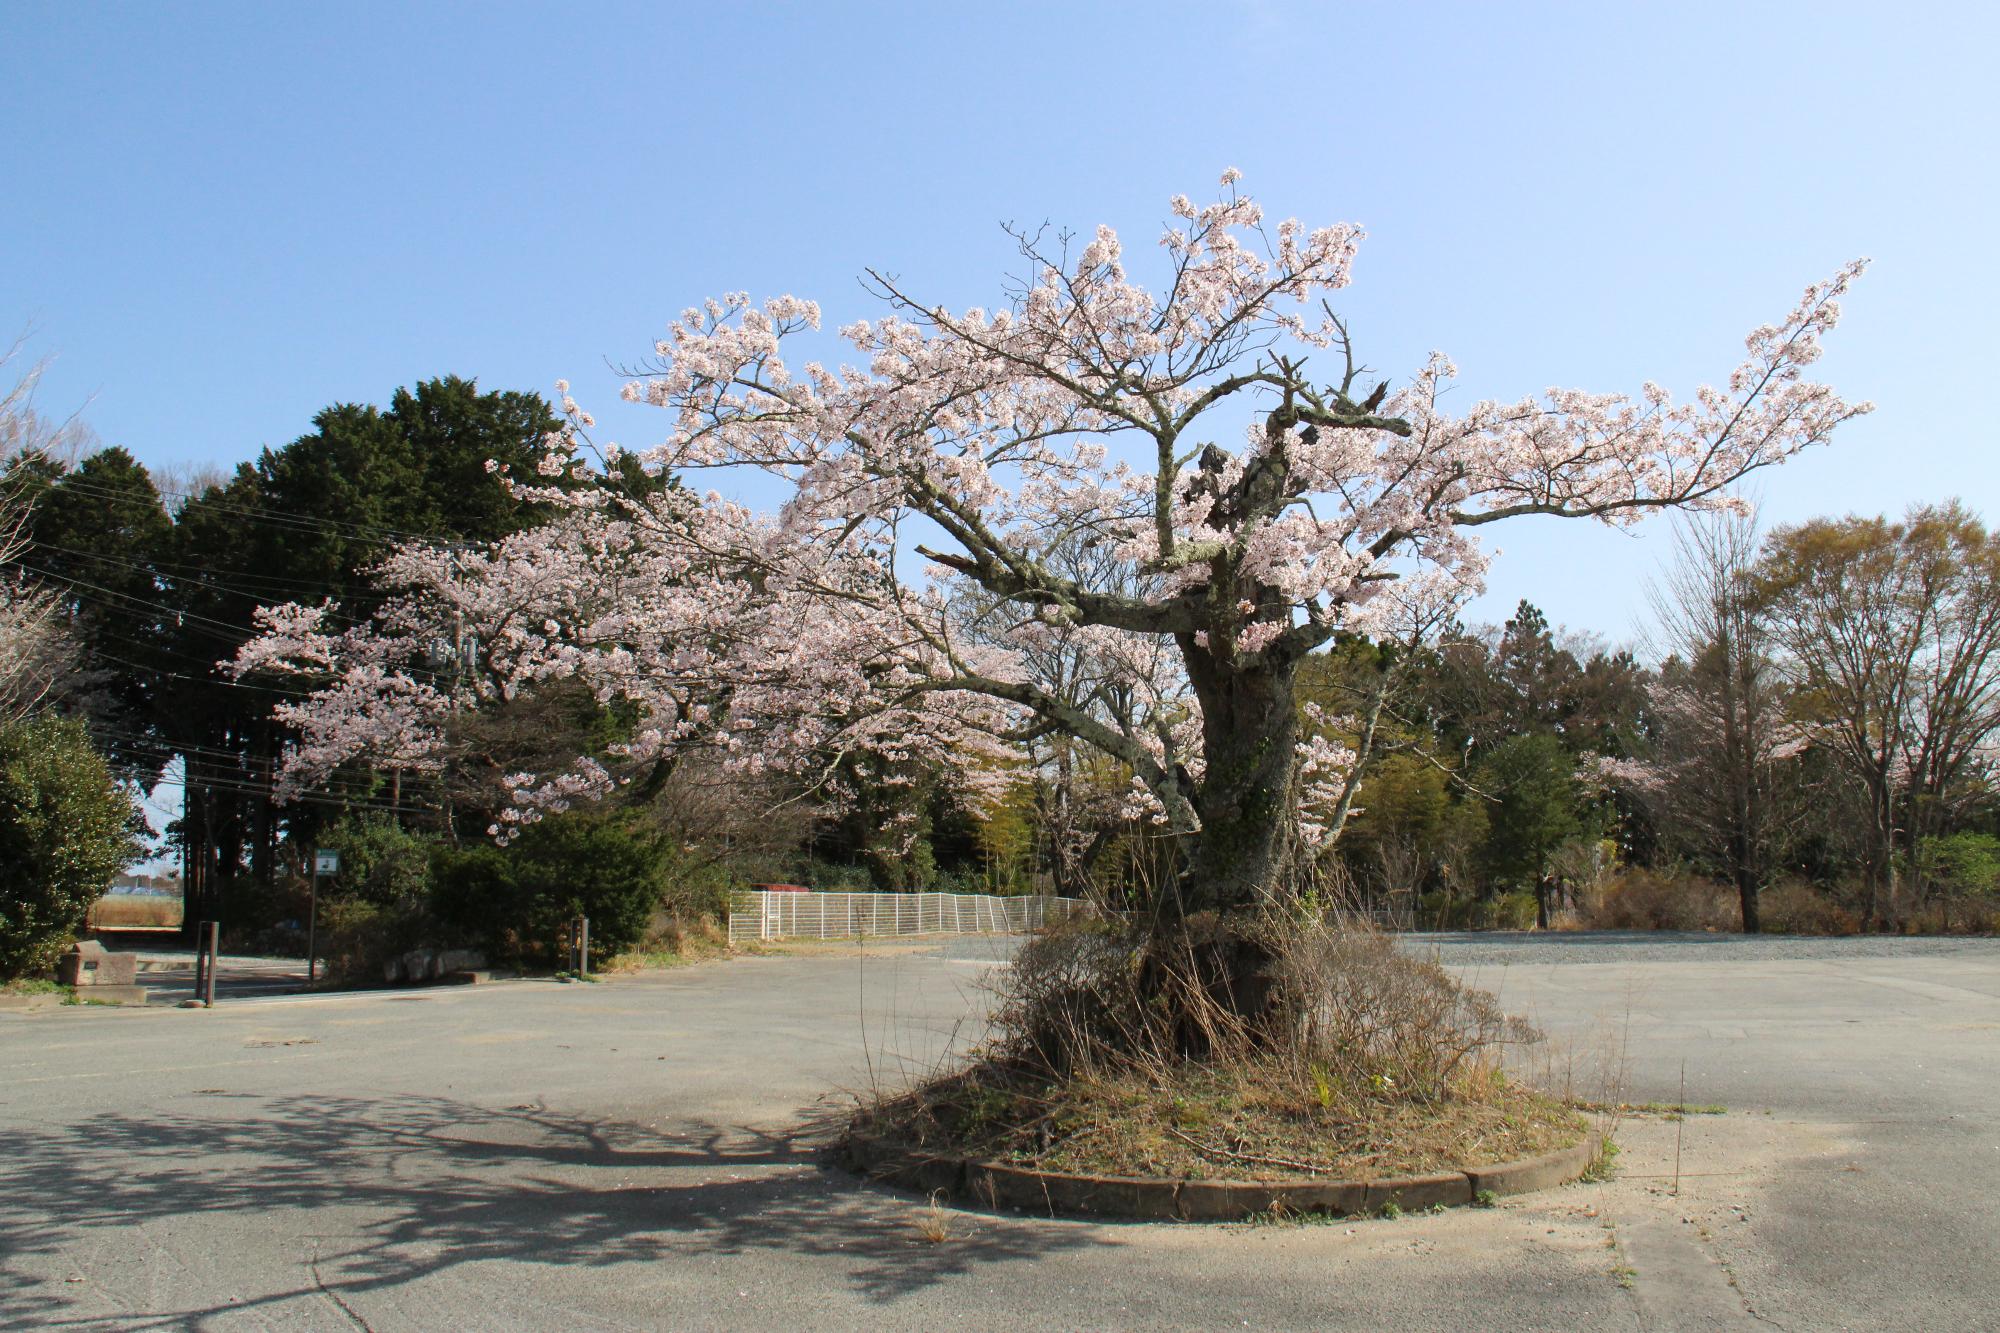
(1177, 647), (1300, 918)
(1844, 769), (1901, 932)
(1734, 862), (1761, 934)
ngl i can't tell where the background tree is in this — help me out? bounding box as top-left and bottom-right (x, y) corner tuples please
(0, 343), (93, 726)
(1755, 503), (2000, 927)
(1642, 511), (1800, 932)
(1477, 732), (1586, 928)
(14, 446), (175, 771)
(432, 809), (669, 960)
(161, 378), (562, 928)
(0, 483), (75, 725)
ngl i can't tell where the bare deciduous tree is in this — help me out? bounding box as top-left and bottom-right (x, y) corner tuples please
(1643, 511), (1800, 932)
(0, 340), (84, 723)
(1755, 502), (2000, 927)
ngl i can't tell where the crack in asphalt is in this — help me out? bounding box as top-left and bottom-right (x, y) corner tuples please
(309, 1240), (374, 1333)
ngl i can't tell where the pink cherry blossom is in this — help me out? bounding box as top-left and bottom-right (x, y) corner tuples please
(238, 177), (1867, 905)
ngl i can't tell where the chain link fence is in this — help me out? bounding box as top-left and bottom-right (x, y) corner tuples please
(727, 889), (1092, 943)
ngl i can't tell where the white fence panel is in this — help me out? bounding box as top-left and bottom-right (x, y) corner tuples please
(727, 889), (1093, 943)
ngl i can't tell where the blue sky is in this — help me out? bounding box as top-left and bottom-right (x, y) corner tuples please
(3, 0), (1995, 644)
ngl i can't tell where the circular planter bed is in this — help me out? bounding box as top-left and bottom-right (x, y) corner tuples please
(838, 1130), (1602, 1222)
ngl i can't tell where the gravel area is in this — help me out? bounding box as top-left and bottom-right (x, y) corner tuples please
(1399, 928), (2000, 966)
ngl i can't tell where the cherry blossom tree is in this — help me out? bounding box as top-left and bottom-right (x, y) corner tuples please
(243, 173), (1869, 928)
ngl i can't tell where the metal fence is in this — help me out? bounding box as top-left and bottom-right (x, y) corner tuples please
(727, 889), (1092, 943)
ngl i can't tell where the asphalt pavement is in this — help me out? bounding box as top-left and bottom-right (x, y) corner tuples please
(2, 932), (1996, 1330)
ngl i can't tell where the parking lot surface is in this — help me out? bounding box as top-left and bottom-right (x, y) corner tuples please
(3, 932), (1996, 1330)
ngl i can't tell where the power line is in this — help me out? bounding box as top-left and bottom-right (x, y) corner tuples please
(24, 537), (385, 610)
(40, 473), (477, 548)
(108, 737), (447, 812)
(140, 771), (434, 817)
(16, 562), (263, 637)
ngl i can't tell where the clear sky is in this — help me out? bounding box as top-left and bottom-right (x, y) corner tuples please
(3, 0), (1995, 645)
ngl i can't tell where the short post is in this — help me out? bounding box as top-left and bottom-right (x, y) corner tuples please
(577, 915), (589, 978)
(192, 922), (207, 1000)
(201, 920), (219, 1008)
(309, 848), (340, 986)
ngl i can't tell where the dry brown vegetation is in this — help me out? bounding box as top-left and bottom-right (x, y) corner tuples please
(600, 910), (731, 971)
(1580, 868), (1742, 932)
(856, 920), (1584, 1181)
(1568, 867), (1993, 936)
(85, 893), (182, 930)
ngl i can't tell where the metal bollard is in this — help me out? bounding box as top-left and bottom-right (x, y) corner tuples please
(202, 921), (218, 1007)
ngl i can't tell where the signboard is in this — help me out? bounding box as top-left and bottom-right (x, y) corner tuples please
(314, 849), (340, 876)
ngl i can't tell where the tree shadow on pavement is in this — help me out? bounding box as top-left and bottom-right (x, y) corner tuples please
(0, 1091), (1106, 1326)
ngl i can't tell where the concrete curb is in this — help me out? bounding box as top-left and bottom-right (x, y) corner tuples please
(839, 1131), (1600, 1222)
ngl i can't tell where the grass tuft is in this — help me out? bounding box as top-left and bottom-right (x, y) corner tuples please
(1579, 1136), (1621, 1183)
(913, 1191), (956, 1245)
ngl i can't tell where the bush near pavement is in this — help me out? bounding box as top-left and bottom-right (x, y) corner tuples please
(0, 716), (140, 980)
(431, 810), (669, 964)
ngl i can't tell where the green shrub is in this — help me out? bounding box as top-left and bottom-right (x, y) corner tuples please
(657, 843), (732, 920)
(318, 813), (434, 907)
(0, 716), (140, 980)
(1418, 889), (1523, 930)
(1917, 832), (2000, 906)
(1490, 891), (1540, 931)
(1418, 889), (1460, 929)
(316, 897), (432, 983)
(432, 811), (667, 962)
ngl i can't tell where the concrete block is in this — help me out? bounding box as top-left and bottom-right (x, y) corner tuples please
(1467, 1137), (1598, 1198)
(1175, 1179), (1288, 1221)
(1274, 1179), (1368, 1217)
(845, 1136), (966, 1198)
(967, 1163), (1053, 1212)
(1362, 1171), (1473, 1212)
(1032, 1170), (1180, 1220)
(58, 940), (137, 987)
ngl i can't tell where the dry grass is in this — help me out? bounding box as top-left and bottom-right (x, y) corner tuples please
(856, 917), (1582, 1182)
(1756, 881), (1862, 934)
(912, 1191), (957, 1244)
(1583, 869), (1740, 932)
(86, 894), (183, 929)
(599, 914), (731, 972)
(869, 1058), (1582, 1181)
